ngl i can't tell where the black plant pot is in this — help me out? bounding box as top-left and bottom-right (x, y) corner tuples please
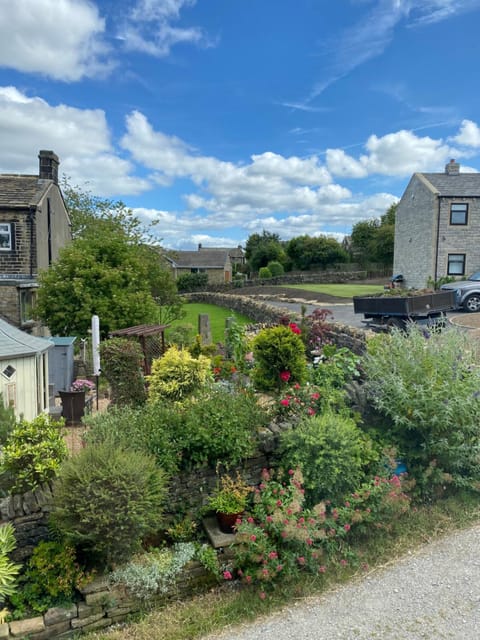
(59, 390), (86, 425)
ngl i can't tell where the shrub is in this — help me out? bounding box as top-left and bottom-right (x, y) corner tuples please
(1, 414), (67, 494)
(0, 396), (15, 446)
(266, 261), (284, 277)
(252, 325), (308, 391)
(147, 346), (213, 403)
(0, 523), (21, 603)
(110, 543), (197, 601)
(83, 403), (182, 476)
(99, 337), (147, 406)
(166, 323), (195, 348)
(310, 344), (361, 390)
(178, 388), (268, 469)
(51, 443), (167, 567)
(279, 412), (376, 505)
(258, 267), (272, 279)
(12, 541), (92, 614)
(363, 325), (480, 494)
(176, 272), (208, 292)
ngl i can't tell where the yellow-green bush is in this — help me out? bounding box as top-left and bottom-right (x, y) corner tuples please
(147, 346), (213, 403)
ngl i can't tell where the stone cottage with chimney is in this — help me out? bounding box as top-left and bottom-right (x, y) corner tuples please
(0, 150), (71, 333)
(393, 159), (480, 289)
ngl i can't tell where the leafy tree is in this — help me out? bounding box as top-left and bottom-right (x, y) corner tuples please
(245, 231), (287, 273)
(350, 202), (397, 267)
(36, 184), (182, 337)
(286, 235), (348, 270)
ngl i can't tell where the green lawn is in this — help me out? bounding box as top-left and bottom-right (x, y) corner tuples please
(167, 303), (252, 344)
(283, 283), (384, 297)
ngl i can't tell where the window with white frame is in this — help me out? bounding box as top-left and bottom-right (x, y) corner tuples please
(447, 253), (466, 276)
(0, 223), (12, 250)
(450, 203), (468, 225)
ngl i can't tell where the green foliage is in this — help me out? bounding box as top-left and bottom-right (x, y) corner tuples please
(166, 323), (195, 348)
(176, 272), (209, 292)
(110, 542), (197, 601)
(225, 319), (251, 374)
(51, 443), (167, 567)
(258, 267), (272, 279)
(245, 231), (287, 273)
(286, 235), (348, 271)
(99, 337), (147, 407)
(279, 412), (376, 505)
(84, 403), (182, 476)
(194, 543), (220, 578)
(178, 388), (268, 469)
(0, 524), (21, 602)
(13, 541), (92, 614)
(147, 346), (213, 403)
(309, 344), (361, 390)
(363, 325), (480, 494)
(0, 396), (15, 446)
(350, 203), (396, 267)
(207, 473), (253, 514)
(252, 325), (307, 391)
(266, 261), (284, 277)
(426, 275), (456, 290)
(1, 415), (67, 494)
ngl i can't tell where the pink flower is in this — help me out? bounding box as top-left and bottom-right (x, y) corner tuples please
(279, 370), (291, 382)
(247, 516), (254, 523)
(250, 534), (257, 542)
(276, 564), (283, 572)
(268, 551), (278, 560)
(259, 591), (266, 600)
(344, 523), (351, 532)
(311, 392), (320, 400)
(306, 538), (313, 546)
(297, 556), (305, 565)
(266, 515), (273, 523)
(288, 469), (295, 475)
(340, 559), (348, 567)
(280, 398), (290, 407)
(307, 407), (316, 416)
(293, 383), (301, 390)
(262, 569), (269, 577)
(223, 570), (233, 580)
(276, 499), (282, 507)
(246, 575), (252, 584)
(318, 565), (326, 573)
(344, 501), (351, 507)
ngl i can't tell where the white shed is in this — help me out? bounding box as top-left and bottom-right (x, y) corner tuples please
(0, 318), (53, 421)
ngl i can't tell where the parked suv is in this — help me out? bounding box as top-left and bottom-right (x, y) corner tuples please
(441, 271), (480, 312)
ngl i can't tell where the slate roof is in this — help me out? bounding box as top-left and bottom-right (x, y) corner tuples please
(0, 175), (52, 208)
(169, 250), (230, 268)
(0, 318), (53, 359)
(199, 246), (245, 259)
(421, 172), (480, 197)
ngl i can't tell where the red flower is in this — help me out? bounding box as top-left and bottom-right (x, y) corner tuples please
(280, 398), (290, 407)
(288, 322), (301, 335)
(279, 370), (291, 382)
(344, 523), (351, 532)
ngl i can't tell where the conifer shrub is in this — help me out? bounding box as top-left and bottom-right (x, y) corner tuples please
(99, 337), (147, 406)
(51, 443), (167, 567)
(147, 346), (213, 403)
(252, 324), (308, 391)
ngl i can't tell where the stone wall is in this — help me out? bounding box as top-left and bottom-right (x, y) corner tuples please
(185, 292), (368, 355)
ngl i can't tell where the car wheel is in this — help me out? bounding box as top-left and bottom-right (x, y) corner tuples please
(463, 294), (480, 313)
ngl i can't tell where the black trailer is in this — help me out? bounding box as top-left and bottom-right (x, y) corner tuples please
(353, 290), (456, 330)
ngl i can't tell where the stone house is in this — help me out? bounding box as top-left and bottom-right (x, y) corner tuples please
(166, 248), (233, 284)
(0, 150), (71, 333)
(393, 160), (480, 289)
(198, 243), (246, 269)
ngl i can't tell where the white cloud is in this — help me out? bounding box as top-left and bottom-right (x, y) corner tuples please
(119, 0), (214, 57)
(0, 0), (112, 81)
(326, 149), (368, 178)
(451, 119), (480, 148)
(0, 87), (150, 195)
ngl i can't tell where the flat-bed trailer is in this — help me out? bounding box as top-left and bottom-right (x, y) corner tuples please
(353, 290), (456, 330)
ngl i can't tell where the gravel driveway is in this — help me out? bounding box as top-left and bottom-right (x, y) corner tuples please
(204, 523), (480, 640)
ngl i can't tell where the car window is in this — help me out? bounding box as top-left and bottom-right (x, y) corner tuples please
(468, 272), (480, 281)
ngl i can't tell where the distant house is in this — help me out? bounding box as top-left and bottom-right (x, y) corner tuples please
(0, 317), (53, 420)
(166, 247), (233, 284)
(198, 243), (246, 268)
(0, 150), (71, 333)
(393, 160), (480, 289)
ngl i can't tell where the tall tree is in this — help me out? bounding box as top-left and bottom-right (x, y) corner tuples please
(350, 203), (397, 267)
(36, 184), (181, 337)
(286, 235), (348, 270)
(245, 230), (287, 273)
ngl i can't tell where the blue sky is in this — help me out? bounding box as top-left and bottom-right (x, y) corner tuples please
(1, 0), (480, 249)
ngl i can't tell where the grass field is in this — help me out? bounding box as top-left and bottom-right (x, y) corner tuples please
(166, 303), (252, 344)
(283, 283), (384, 297)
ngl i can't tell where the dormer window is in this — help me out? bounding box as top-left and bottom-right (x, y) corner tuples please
(0, 223), (12, 250)
(450, 203), (468, 225)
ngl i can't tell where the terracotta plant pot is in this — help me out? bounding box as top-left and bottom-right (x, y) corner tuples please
(216, 512), (241, 534)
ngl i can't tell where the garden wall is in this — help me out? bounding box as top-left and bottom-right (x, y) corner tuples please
(185, 292), (368, 355)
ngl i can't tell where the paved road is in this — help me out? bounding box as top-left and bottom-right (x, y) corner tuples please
(204, 523), (480, 640)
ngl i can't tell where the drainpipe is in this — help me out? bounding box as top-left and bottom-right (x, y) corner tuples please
(28, 206), (36, 278)
(434, 196), (442, 283)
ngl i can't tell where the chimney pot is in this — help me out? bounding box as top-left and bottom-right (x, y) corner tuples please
(38, 150), (59, 184)
(445, 159), (460, 175)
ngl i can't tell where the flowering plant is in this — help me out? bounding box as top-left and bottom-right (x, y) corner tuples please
(71, 379), (95, 393)
(208, 473), (253, 514)
(276, 382), (324, 420)
(231, 468), (410, 594)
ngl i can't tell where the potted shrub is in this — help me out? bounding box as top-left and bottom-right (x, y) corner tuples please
(208, 473), (252, 533)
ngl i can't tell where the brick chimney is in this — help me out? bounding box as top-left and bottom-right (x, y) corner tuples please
(38, 150), (59, 184)
(445, 159), (460, 175)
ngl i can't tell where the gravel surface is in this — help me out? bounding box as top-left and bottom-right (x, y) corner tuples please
(204, 524), (480, 640)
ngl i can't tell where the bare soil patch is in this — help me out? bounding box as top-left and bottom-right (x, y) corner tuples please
(225, 286), (347, 304)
